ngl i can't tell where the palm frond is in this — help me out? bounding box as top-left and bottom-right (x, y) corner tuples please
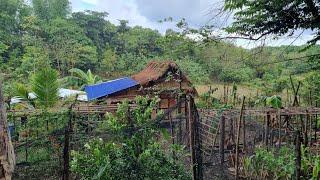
(14, 83), (29, 100)
(31, 68), (59, 108)
(69, 68), (88, 81)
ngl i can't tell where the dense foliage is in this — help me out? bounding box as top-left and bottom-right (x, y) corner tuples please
(224, 0), (320, 45)
(244, 146), (320, 179)
(71, 97), (190, 179)
(2, 0), (320, 97)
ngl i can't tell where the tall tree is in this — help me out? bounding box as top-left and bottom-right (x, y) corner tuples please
(0, 0), (29, 64)
(224, 0), (320, 44)
(72, 11), (110, 61)
(46, 18), (97, 75)
(32, 0), (70, 21)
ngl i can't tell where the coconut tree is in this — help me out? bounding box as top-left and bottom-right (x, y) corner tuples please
(68, 68), (102, 90)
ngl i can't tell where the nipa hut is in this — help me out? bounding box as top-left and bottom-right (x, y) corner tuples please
(84, 61), (197, 112)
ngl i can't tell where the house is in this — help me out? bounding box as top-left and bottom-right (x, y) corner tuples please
(84, 61), (197, 113)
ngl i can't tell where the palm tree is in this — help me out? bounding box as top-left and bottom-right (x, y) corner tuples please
(31, 68), (59, 109)
(13, 83), (35, 108)
(68, 68), (102, 90)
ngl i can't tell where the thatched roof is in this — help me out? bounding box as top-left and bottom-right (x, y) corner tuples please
(131, 61), (197, 94)
(132, 61), (191, 86)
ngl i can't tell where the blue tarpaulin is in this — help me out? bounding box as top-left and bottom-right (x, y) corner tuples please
(85, 77), (139, 100)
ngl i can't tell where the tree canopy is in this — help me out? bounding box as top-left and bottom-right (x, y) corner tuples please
(224, 0), (320, 44)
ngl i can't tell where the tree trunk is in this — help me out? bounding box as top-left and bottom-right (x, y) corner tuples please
(0, 80), (15, 179)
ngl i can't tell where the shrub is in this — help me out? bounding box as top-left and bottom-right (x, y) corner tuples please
(218, 67), (254, 83)
(71, 96), (191, 179)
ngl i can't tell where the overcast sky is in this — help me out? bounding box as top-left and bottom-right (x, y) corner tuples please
(70, 0), (315, 49)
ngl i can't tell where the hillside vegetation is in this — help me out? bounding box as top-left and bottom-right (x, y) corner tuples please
(1, 0), (320, 99)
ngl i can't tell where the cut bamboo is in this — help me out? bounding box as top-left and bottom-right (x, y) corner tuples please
(235, 96), (245, 180)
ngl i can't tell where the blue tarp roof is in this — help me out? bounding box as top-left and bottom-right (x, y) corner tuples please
(85, 77), (139, 101)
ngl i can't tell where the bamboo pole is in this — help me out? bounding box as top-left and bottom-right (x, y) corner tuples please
(242, 115), (246, 152)
(278, 111), (281, 148)
(63, 96), (78, 180)
(295, 131), (301, 180)
(265, 112), (270, 147)
(315, 114), (317, 143)
(304, 113), (308, 147)
(188, 97), (196, 180)
(235, 96), (245, 180)
(219, 115), (225, 164)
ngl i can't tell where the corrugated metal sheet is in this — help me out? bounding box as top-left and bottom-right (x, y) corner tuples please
(85, 77), (139, 101)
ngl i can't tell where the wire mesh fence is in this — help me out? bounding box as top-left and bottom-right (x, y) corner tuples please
(8, 96), (200, 179)
(198, 107), (320, 179)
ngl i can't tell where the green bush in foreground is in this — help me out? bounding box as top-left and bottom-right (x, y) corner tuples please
(244, 146), (320, 179)
(71, 96), (191, 179)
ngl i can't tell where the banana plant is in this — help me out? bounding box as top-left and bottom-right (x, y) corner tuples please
(67, 68), (102, 90)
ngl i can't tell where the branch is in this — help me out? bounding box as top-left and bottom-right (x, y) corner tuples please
(254, 53), (320, 66)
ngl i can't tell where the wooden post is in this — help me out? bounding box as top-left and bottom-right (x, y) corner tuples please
(178, 99), (182, 144)
(63, 113), (71, 180)
(295, 131), (301, 180)
(194, 109), (203, 180)
(286, 89), (289, 106)
(0, 79), (15, 179)
(226, 86), (229, 105)
(235, 96), (245, 180)
(223, 85), (226, 104)
(188, 97), (196, 180)
(242, 116), (246, 152)
(63, 97), (77, 180)
(265, 112), (270, 147)
(315, 114), (317, 143)
(278, 111), (281, 148)
(219, 115), (225, 164)
(304, 113), (308, 147)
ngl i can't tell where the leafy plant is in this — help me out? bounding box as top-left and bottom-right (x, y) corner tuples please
(68, 68), (102, 89)
(71, 96), (190, 179)
(243, 147), (295, 179)
(244, 146), (320, 179)
(266, 95), (282, 109)
(31, 68), (59, 109)
(13, 83), (35, 108)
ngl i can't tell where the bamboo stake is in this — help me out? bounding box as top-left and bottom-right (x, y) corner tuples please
(278, 111), (281, 148)
(219, 115), (225, 164)
(242, 115), (246, 152)
(235, 96), (245, 180)
(295, 131), (301, 180)
(188, 97), (196, 180)
(304, 113), (308, 147)
(265, 112), (270, 147)
(315, 114), (317, 143)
